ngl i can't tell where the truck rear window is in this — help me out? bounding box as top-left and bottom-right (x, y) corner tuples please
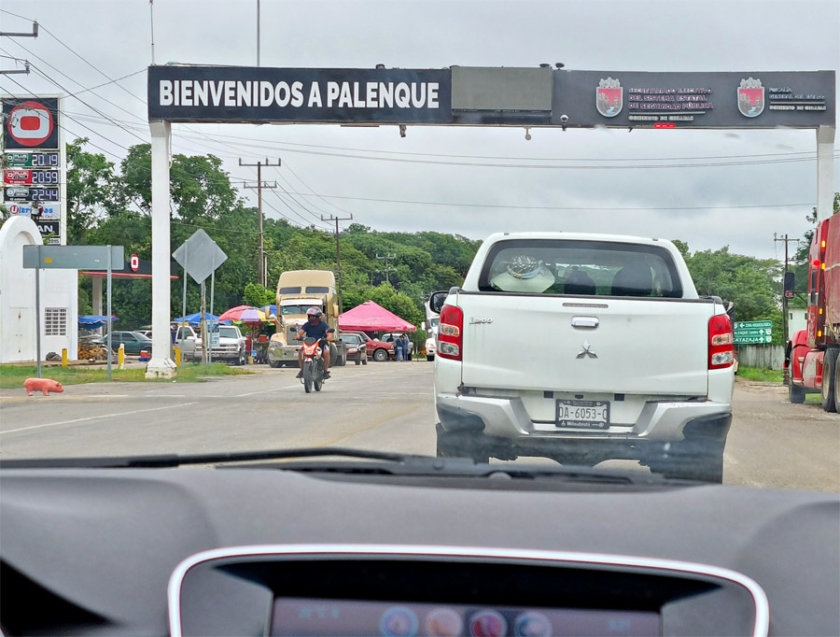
(479, 239), (682, 298)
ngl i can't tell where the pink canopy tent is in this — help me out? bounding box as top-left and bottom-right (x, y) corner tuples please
(338, 301), (417, 332)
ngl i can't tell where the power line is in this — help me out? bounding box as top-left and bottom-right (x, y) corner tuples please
(0, 42), (146, 125)
(273, 191), (821, 212)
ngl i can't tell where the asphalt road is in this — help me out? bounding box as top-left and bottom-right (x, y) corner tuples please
(1, 363), (837, 491)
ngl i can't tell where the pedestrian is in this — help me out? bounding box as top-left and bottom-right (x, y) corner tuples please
(394, 333), (404, 361)
(399, 333), (410, 361)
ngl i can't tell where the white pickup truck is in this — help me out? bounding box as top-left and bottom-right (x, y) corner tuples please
(431, 232), (735, 482)
(175, 324), (247, 365)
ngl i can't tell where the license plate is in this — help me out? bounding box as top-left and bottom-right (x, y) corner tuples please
(556, 400), (610, 429)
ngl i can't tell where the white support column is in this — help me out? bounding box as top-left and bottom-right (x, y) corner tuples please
(816, 125), (836, 221)
(146, 119), (176, 378)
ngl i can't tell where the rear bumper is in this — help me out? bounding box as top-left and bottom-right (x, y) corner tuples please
(436, 393), (731, 459)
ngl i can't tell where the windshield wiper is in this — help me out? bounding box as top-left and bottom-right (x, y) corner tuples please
(0, 447), (409, 469)
(0, 447), (677, 484)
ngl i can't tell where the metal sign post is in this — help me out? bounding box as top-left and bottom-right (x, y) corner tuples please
(172, 229), (228, 366)
(106, 246), (113, 380)
(34, 266), (41, 378)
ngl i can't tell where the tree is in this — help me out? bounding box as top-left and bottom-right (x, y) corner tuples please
(243, 283), (275, 308)
(66, 138), (121, 243)
(684, 246), (783, 342)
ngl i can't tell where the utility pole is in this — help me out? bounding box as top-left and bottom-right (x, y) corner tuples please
(240, 158), (280, 287)
(1, 20), (37, 76)
(775, 233), (800, 346)
(376, 253), (397, 284)
(322, 214), (353, 312)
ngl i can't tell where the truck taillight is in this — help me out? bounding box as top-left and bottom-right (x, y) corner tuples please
(709, 314), (734, 370)
(438, 305), (463, 361)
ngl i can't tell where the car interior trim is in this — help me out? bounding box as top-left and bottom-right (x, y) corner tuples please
(167, 543), (770, 637)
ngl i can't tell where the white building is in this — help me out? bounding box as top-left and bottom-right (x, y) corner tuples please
(0, 216), (78, 363)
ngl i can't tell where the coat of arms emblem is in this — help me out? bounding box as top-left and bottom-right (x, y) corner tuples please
(596, 77), (623, 117)
(738, 77), (765, 117)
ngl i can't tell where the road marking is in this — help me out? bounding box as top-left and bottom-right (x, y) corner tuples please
(310, 404), (419, 447)
(0, 402), (197, 435)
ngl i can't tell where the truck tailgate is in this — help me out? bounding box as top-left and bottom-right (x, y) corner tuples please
(459, 294), (713, 396)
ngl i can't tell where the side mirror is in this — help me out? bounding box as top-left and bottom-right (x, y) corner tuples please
(783, 271), (795, 299)
(429, 290), (449, 314)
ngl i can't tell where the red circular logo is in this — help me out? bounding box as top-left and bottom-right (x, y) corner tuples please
(130, 254), (140, 272)
(7, 101), (55, 147)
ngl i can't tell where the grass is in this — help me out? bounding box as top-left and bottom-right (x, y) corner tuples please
(736, 365), (783, 383)
(0, 362), (248, 389)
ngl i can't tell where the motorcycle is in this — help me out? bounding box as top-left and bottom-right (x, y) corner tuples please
(300, 336), (327, 393)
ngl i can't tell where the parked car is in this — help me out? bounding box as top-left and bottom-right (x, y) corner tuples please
(380, 332), (414, 358)
(425, 333), (436, 361)
(106, 331), (153, 354)
(174, 324), (247, 365)
(341, 331), (369, 365)
(365, 336), (394, 362)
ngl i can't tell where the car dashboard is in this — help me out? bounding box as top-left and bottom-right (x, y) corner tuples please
(0, 465), (838, 636)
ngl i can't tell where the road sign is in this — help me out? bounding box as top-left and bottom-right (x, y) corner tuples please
(172, 229), (227, 284)
(23, 245), (124, 270)
(130, 254), (140, 272)
(734, 320), (773, 344)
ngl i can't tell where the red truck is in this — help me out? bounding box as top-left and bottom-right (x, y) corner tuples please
(785, 215), (840, 411)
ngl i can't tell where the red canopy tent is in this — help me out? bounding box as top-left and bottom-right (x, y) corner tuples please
(338, 301), (417, 332)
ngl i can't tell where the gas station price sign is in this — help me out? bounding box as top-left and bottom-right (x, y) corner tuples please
(3, 151), (60, 167)
(3, 169), (60, 185)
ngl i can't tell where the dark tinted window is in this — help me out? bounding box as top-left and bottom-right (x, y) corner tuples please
(279, 287), (301, 294)
(305, 286), (329, 293)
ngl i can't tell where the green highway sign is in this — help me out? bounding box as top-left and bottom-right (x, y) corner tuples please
(734, 320), (772, 329)
(734, 320), (773, 344)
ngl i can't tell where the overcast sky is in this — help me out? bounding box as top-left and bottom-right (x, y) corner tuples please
(1, 0), (838, 260)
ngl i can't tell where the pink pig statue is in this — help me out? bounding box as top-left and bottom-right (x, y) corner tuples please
(23, 377), (64, 396)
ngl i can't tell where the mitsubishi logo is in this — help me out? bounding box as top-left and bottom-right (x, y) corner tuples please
(576, 339), (598, 359)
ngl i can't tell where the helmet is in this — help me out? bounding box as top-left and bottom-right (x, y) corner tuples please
(306, 307), (323, 323)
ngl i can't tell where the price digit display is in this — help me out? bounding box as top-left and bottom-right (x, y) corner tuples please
(32, 152), (59, 167)
(29, 187), (60, 201)
(30, 170), (60, 185)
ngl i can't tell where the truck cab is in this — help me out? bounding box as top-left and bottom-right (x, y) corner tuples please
(267, 270), (347, 367)
(786, 216), (840, 411)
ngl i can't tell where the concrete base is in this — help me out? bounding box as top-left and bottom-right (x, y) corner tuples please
(145, 357), (177, 379)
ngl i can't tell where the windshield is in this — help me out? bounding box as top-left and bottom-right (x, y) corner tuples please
(0, 0), (837, 498)
(282, 304), (321, 316)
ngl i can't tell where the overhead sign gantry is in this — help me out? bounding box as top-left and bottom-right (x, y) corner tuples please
(144, 65), (835, 377)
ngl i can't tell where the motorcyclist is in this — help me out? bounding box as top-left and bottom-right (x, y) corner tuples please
(296, 307), (332, 379)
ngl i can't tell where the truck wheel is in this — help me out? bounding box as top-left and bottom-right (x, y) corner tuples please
(427, 355), (434, 361)
(237, 349), (246, 366)
(789, 382), (806, 404)
(821, 348), (838, 413)
(373, 348), (388, 362)
(269, 360), (281, 368)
